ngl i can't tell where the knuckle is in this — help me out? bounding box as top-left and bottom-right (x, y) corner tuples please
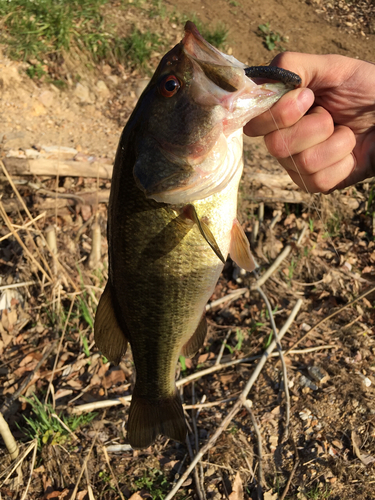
(264, 131), (289, 158)
(297, 148), (319, 174)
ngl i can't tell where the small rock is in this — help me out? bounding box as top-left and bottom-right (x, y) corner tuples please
(107, 74), (119, 86)
(80, 205), (92, 222)
(74, 82), (94, 103)
(299, 375), (318, 390)
(308, 365), (330, 384)
(102, 64), (112, 76)
(96, 79), (110, 97)
(38, 90), (55, 108)
(0, 65), (21, 89)
(357, 372), (372, 387)
(31, 101), (47, 116)
(299, 409), (311, 421)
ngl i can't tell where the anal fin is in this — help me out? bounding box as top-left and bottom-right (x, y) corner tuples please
(229, 219), (257, 272)
(184, 204), (226, 264)
(94, 282), (128, 364)
(127, 388), (187, 449)
(181, 315), (207, 358)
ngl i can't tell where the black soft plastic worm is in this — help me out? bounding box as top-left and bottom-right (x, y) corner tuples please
(244, 66), (301, 87)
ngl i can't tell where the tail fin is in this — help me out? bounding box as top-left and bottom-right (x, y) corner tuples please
(127, 388), (187, 449)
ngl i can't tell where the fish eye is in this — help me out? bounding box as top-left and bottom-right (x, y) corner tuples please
(160, 75), (181, 97)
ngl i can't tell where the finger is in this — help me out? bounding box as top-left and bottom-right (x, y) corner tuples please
(274, 124), (356, 176)
(285, 153), (356, 193)
(244, 87), (314, 137)
(264, 106), (334, 161)
(268, 52), (362, 90)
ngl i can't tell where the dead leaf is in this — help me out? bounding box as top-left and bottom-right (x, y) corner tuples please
(263, 490), (278, 500)
(351, 430), (375, 466)
(220, 373), (238, 385)
(44, 489), (71, 499)
(77, 490), (88, 500)
(103, 367), (126, 388)
(229, 471), (243, 500)
(128, 493), (143, 500)
(197, 352), (215, 364)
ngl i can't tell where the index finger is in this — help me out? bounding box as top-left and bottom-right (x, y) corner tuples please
(244, 87), (314, 137)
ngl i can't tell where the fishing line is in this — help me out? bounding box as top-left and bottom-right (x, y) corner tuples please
(267, 107), (339, 259)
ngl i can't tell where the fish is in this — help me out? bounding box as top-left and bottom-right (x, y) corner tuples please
(94, 21), (297, 449)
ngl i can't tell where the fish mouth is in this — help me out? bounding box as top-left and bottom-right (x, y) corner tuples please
(182, 21), (246, 93)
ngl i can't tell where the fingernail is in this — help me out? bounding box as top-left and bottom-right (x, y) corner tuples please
(296, 88), (314, 114)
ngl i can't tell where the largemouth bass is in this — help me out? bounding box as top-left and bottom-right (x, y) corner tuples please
(94, 21), (297, 449)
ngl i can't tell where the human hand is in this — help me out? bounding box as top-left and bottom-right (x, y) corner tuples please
(244, 53), (375, 193)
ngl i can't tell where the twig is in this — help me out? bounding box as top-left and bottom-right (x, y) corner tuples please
(0, 212), (46, 242)
(71, 345), (338, 415)
(0, 440), (37, 485)
(291, 279), (324, 287)
(19, 438), (37, 500)
(244, 400), (264, 498)
(51, 413), (79, 441)
(258, 202), (264, 224)
(164, 299), (303, 500)
(0, 160), (54, 279)
(297, 223), (307, 245)
(0, 159), (80, 293)
(206, 288), (248, 311)
(269, 211), (281, 229)
(215, 329), (232, 365)
(184, 396), (237, 410)
(185, 435), (204, 500)
(285, 285), (375, 355)
(45, 298), (75, 406)
(71, 414), (105, 500)
(0, 342), (57, 415)
(0, 281), (36, 291)
(256, 285), (290, 440)
(0, 411), (19, 460)
(84, 462), (95, 500)
(191, 383), (206, 500)
(279, 456), (299, 500)
(0, 201), (51, 285)
(250, 245), (292, 290)
(101, 445), (126, 500)
(251, 219), (259, 245)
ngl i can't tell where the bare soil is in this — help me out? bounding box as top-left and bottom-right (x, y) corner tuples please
(0, 1), (375, 499)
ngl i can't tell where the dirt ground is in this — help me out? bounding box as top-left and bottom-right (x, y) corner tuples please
(0, 0), (375, 499)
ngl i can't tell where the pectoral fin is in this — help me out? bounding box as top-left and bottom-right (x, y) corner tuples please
(184, 204), (226, 264)
(94, 282), (128, 364)
(229, 219), (257, 272)
(181, 315), (207, 358)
